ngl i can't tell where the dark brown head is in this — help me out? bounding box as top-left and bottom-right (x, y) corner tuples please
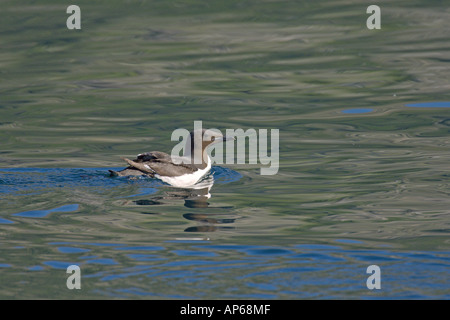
(185, 129), (234, 166)
(188, 129), (228, 152)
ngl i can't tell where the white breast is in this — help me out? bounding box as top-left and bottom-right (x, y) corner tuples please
(155, 157), (211, 188)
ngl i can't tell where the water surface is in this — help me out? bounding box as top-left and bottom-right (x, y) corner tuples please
(1, 0), (449, 299)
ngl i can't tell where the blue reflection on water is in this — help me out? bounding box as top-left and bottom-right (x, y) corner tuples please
(57, 247), (91, 254)
(28, 266), (44, 271)
(0, 166), (242, 196)
(85, 258), (118, 265)
(35, 241), (450, 299)
(335, 239), (364, 244)
(341, 108), (374, 114)
(405, 101), (450, 108)
(13, 204), (79, 218)
(0, 217), (14, 224)
(43, 261), (78, 270)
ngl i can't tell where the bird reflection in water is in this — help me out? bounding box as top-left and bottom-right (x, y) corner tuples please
(130, 174), (236, 232)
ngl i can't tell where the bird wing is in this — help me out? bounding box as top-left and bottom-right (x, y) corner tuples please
(123, 151), (198, 177)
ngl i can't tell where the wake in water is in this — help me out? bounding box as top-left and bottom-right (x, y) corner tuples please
(0, 167), (242, 196)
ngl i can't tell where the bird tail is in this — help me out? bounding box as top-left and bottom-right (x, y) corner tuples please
(122, 157), (156, 174)
(108, 170), (120, 176)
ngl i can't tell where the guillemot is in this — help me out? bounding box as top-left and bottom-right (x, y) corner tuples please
(109, 129), (230, 188)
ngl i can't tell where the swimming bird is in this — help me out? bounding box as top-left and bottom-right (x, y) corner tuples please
(109, 129), (230, 188)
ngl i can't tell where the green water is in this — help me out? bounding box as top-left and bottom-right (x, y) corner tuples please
(0, 0), (449, 299)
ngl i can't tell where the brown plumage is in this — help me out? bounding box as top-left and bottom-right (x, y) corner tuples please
(109, 129), (230, 181)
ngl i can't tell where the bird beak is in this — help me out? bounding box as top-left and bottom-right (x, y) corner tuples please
(222, 135), (235, 142)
